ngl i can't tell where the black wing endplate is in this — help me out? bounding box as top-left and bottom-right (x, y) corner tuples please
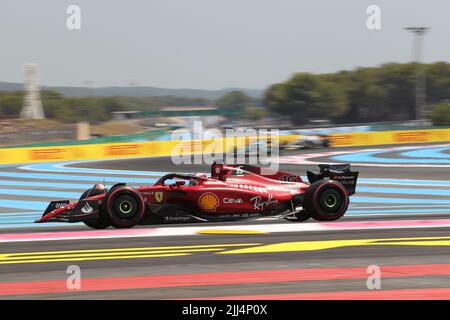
(307, 164), (358, 195)
(43, 200), (71, 216)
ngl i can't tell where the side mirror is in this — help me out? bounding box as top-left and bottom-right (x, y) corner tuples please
(175, 180), (186, 186)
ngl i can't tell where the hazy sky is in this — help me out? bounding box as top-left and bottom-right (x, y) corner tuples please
(1, 0), (448, 89)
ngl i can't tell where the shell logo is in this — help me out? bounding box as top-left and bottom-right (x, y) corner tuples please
(198, 192), (219, 212)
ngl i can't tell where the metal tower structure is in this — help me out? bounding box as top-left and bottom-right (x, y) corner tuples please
(21, 63), (45, 119)
(404, 27), (430, 121)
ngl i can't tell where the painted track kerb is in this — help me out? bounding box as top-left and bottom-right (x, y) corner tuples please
(3, 218), (450, 243)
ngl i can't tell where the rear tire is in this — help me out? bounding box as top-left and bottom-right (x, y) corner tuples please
(303, 180), (349, 221)
(294, 209), (312, 221)
(105, 187), (145, 228)
(286, 209), (311, 222)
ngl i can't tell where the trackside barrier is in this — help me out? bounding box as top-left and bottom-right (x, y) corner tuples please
(0, 135), (300, 165)
(330, 128), (450, 147)
(2, 129), (450, 164)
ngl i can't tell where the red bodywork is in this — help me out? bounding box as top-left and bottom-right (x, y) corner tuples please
(36, 163), (311, 224)
(143, 164), (309, 215)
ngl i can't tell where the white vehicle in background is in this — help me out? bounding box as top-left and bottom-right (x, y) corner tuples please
(281, 134), (330, 150)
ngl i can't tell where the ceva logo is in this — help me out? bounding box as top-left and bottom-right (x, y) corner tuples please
(223, 198), (243, 204)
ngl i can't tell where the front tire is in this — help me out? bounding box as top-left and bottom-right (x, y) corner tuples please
(105, 187), (145, 228)
(83, 219), (111, 229)
(303, 180), (349, 221)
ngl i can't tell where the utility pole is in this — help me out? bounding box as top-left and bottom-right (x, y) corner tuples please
(404, 27), (430, 123)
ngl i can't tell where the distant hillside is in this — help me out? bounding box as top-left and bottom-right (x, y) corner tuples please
(0, 82), (263, 100)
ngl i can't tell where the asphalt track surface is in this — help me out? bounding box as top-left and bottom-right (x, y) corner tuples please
(1, 143), (450, 299)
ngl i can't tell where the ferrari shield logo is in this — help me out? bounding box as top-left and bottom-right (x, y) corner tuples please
(155, 191), (164, 202)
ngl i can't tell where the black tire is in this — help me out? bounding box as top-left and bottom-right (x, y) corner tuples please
(79, 187), (110, 229)
(303, 180), (349, 221)
(105, 187), (145, 228)
(295, 209), (312, 221)
(83, 219), (111, 229)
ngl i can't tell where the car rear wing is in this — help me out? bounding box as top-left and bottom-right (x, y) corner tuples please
(306, 164), (358, 195)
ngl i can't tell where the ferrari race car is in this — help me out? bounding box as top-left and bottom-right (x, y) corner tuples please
(35, 162), (358, 229)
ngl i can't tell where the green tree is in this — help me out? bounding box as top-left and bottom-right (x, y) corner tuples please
(216, 91), (254, 108)
(430, 101), (450, 125)
(0, 91), (24, 117)
(264, 62), (450, 124)
(426, 62), (450, 105)
(242, 106), (268, 120)
(265, 73), (348, 125)
(264, 83), (289, 114)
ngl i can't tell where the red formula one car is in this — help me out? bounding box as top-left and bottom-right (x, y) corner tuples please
(36, 163), (358, 229)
